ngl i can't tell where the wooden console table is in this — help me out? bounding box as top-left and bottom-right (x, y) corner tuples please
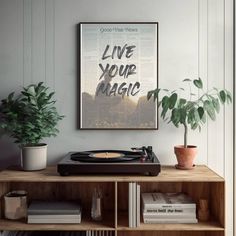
(0, 165), (224, 236)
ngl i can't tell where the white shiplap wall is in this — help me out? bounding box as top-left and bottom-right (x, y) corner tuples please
(0, 0), (234, 234)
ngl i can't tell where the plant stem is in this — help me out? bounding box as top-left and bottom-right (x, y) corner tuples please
(183, 123), (188, 148)
(188, 82), (192, 101)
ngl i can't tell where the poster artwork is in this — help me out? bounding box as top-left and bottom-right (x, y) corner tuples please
(79, 23), (158, 129)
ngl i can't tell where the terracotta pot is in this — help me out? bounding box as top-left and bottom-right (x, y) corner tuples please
(174, 145), (197, 169)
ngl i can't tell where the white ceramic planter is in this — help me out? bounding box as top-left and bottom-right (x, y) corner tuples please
(21, 144), (47, 171)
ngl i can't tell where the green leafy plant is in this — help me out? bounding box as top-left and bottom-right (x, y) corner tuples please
(147, 78), (232, 148)
(0, 82), (64, 145)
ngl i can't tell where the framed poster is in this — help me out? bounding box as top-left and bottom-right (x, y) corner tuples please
(78, 22), (158, 129)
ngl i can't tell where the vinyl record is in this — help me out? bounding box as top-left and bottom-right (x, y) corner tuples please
(70, 150), (142, 163)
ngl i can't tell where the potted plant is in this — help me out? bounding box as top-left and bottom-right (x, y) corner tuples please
(0, 82), (64, 171)
(147, 78), (232, 169)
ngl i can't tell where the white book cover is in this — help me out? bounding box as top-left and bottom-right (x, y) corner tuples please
(132, 182), (137, 227)
(143, 207), (196, 214)
(136, 184), (140, 227)
(27, 218), (81, 224)
(143, 212), (196, 219)
(128, 182), (133, 227)
(143, 217), (198, 224)
(142, 193), (196, 210)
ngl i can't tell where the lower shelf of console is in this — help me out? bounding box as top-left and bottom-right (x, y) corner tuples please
(0, 219), (224, 232)
(117, 212), (224, 231)
(118, 232), (224, 236)
(0, 213), (114, 231)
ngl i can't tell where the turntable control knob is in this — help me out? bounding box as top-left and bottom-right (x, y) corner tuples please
(140, 156), (146, 162)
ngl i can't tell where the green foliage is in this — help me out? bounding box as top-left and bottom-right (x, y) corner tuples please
(147, 78), (232, 147)
(0, 82), (64, 145)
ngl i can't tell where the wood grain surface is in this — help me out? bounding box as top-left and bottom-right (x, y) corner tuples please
(0, 165), (224, 182)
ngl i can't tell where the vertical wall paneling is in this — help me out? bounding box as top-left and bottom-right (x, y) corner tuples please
(207, 0), (225, 176)
(31, 0), (46, 84)
(224, 0), (234, 234)
(0, 0), (23, 168)
(0, 0), (22, 94)
(198, 0), (208, 165)
(45, 0), (55, 89)
(23, 0), (32, 85)
(17, 0), (23, 89)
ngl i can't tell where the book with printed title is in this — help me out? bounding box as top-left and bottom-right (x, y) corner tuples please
(142, 192), (197, 224)
(142, 192), (196, 210)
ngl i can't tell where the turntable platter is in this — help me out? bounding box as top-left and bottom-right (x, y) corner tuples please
(70, 150), (141, 163)
(89, 152), (124, 159)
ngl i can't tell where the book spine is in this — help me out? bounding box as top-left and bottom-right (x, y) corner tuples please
(136, 184), (140, 227)
(27, 210), (81, 215)
(143, 213), (196, 219)
(132, 182), (136, 227)
(27, 218), (81, 224)
(28, 214), (81, 219)
(143, 204), (196, 210)
(143, 218), (198, 224)
(128, 182), (132, 227)
(143, 208), (196, 214)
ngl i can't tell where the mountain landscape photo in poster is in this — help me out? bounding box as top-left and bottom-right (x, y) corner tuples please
(78, 23), (158, 129)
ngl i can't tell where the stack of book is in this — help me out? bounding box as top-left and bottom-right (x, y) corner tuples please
(128, 182), (140, 227)
(141, 192), (198, 223)
(27, 201), (82, 224)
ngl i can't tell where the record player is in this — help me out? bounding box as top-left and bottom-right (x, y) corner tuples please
(57, 146), (161, 176)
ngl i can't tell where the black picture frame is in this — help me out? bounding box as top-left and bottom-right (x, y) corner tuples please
(77, 22), (158, 130)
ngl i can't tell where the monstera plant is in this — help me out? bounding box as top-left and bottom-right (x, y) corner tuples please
(147, 78), (232, 169)
(0, 82), (64, 170)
